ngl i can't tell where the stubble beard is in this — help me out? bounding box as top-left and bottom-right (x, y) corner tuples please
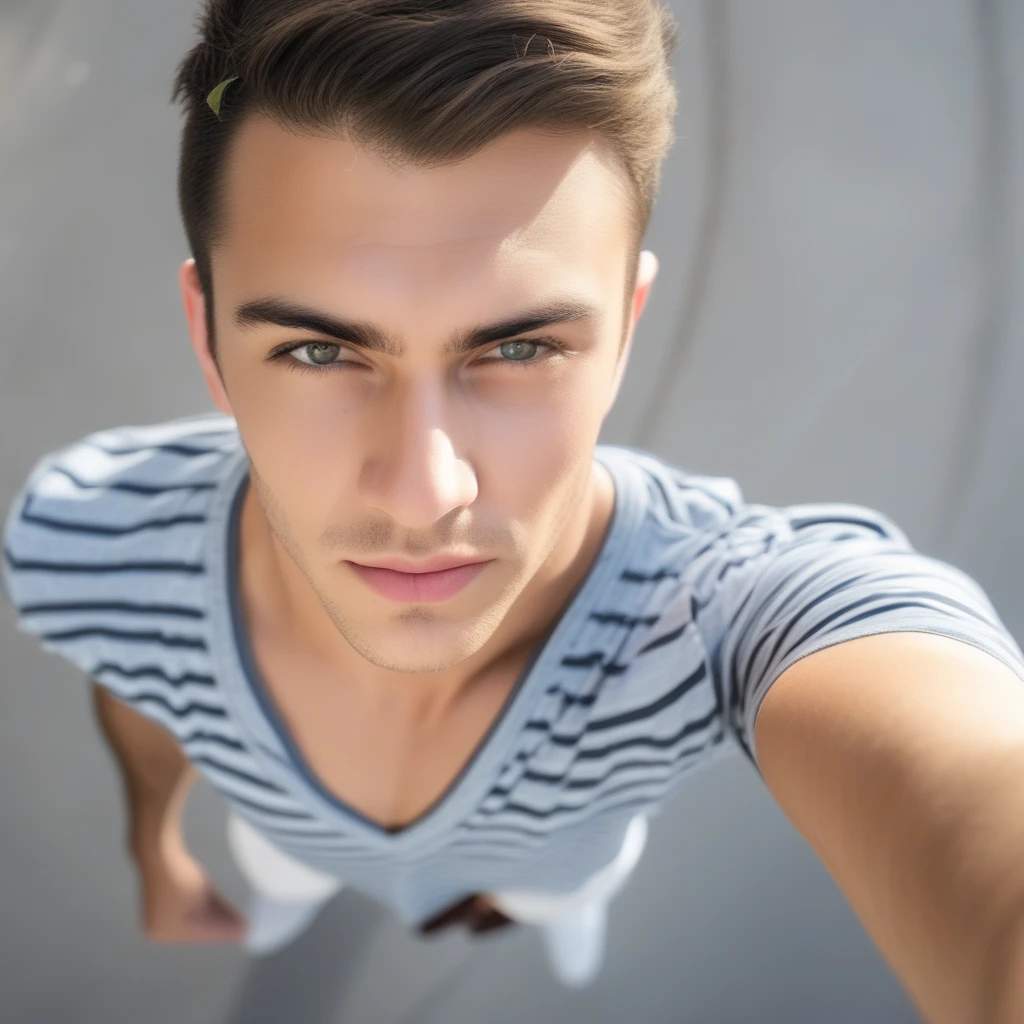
(246, 457), (594, 674)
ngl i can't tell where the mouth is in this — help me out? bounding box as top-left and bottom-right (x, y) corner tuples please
(345, 559), (493, 603)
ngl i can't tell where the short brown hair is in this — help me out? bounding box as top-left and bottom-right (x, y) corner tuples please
(171, 0), (679, 353)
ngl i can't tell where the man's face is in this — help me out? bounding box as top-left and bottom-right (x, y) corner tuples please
(187, 116), (654, 674)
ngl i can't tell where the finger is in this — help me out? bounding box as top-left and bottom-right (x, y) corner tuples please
(462, 895), (514, 934)
(468, 908), (518, 935)
(418, 895), (479, 936)
(208, 890), (247, 927)
(189, 890), (248, 941)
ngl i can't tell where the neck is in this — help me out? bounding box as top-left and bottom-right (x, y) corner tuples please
(237, 460), (615, 717)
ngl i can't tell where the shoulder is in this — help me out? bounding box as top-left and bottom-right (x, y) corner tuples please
(598, 444), (745, 539)
(599, 445), (910, 582)
(1, 412), (241, 653)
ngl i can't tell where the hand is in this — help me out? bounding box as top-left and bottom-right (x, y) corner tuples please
(134, 840), (247, 944)
(416, 893), (518, 938)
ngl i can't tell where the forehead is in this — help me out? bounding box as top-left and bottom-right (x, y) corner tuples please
(216, 116), (633, 302)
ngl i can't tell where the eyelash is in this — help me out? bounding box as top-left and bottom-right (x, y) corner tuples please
(267, 337), (566, 376)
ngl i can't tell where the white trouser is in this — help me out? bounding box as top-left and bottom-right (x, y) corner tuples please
(226, 811), (648, 988)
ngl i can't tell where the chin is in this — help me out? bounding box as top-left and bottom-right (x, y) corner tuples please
(343, 615), (496, 673)
(356, 638), (483, 675)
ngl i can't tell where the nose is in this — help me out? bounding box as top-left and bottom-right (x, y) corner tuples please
(360, 378), (478, 530)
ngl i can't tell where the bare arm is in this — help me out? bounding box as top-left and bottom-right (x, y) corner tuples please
(755, 632), (1024, 1024)
(91, 683), (245, 943)
(92, 682), (195, 864)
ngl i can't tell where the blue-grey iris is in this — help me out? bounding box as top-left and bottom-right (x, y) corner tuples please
(499, 340), (536, 361)
(308, 343), (340, 365)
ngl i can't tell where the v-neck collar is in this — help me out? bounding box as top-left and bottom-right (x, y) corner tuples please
(205, 442), (644, 852)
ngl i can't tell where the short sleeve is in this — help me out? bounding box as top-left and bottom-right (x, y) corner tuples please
(691, 500), (1024, 779)
(2, 421), (223, 690)
(0, 446), (101, 674)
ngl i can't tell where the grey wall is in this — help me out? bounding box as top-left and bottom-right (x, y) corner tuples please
(1, 1), (1020, 1021)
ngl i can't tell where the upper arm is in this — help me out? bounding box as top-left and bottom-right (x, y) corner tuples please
(754, 630), (1024, 1024)
(689, 497), (1024, 775)
(686, 493), (1024, 1020)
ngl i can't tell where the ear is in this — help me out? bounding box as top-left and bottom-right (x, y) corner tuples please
(606, 249), (658, 412)
(179, 259), (234, 418)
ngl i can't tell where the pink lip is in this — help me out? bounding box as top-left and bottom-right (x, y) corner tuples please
(346, 560), (492, 603)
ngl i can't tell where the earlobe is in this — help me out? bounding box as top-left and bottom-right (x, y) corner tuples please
(178, 258), (234, 419)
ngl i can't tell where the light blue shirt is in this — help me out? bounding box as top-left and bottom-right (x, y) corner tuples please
(4, 413), (1023, 925)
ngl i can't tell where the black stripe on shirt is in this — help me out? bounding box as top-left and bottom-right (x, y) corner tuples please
(636, 619), (691, 655)
(769, 591), (951, 673)
(85, 440), (234, 458)
(484, 733), (715, 801)
(47, 465), (218, 495)
(180, 730), (247, 753)
(91, 661), (216, 688)
(128, 693), (227, 719)
(589, 611), (661, 628)
(559, 651), (629, 674)
(523, 689), (599, 731)
(20, 600), (204, 619)
(4, 547), (204, 575)
(42, 626), (207, 650)
(544, 661), (707, 742)
(789, 512), (891, 537)
(564, 744), (709, 790)
(824, 595), (992, 643)
(620, 567), (680, 584)
(488, 706), (719, 806)
(21, 500), (206, 537)
(573, 703), (719, 761)
(483, 774), (676, 823)
(589, 661), (706, 732)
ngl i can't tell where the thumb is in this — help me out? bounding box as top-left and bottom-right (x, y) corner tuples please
(195, 887), (248, 941)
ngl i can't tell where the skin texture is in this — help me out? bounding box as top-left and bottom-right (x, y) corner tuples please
(180, 117), (657, 723)
(176, 116), (659, 938)
(755, 631), (1024, 1023)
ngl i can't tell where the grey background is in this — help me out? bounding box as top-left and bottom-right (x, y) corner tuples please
(1, 1), (1021, 1021)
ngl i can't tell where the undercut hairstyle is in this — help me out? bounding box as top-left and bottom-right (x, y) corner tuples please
(171, 0), (679, 359)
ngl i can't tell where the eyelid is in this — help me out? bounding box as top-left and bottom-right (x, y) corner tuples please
(284, 341), (355, 367)
(473, 336), (564, 362)
(269, 335), (565, 371)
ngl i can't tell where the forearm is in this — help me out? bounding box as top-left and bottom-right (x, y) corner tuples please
(90, 683), (195, 863)
(90, 683), (245, 943)
(986, 907), (1024, 1024)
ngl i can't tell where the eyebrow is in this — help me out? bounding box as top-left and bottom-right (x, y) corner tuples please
(232, 295), (603, 358)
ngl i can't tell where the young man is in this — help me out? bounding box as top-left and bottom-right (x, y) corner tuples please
(5, 0), (1024, 1014)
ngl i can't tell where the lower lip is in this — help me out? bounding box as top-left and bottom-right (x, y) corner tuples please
(346, 561), (491, 602)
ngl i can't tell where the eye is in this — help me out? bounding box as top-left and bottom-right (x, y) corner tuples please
(477, 338), (561, 368)
(285, 342), (348, 369)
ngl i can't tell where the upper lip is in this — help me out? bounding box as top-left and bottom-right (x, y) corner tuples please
(348, 555), (490, 575)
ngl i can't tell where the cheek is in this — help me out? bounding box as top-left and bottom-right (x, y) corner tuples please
(468, 379), (603, 521)
(233, 382), (362, 535)
(231, 357), (606, 520)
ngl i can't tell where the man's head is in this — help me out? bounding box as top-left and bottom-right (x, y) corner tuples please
(171, 0), (677, 675)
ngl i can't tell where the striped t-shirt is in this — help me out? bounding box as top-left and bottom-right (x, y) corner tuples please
(4, 412), (1024, 926)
